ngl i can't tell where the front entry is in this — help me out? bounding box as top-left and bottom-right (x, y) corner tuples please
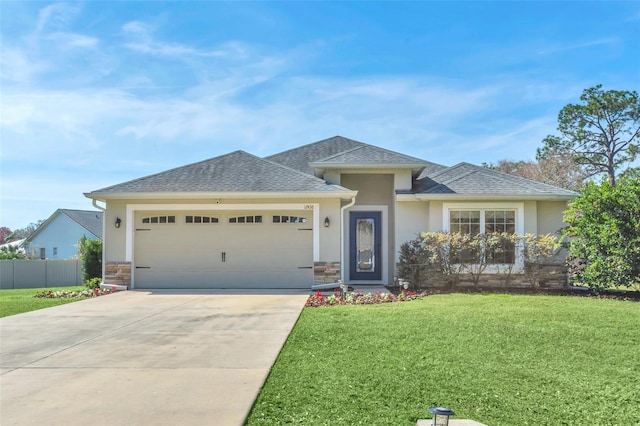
(349, 211), (382, 281)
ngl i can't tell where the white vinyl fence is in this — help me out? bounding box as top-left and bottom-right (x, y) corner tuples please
(0, 260), (83, 289)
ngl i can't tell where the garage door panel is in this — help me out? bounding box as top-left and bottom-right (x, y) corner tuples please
(133, 210), (313, 289)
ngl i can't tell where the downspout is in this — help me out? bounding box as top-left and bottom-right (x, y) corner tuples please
(92, 200), (107, 285)
(340, 196), (357, 282)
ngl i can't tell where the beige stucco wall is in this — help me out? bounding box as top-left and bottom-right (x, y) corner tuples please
(340, 173), (395, 284)
(394, 170), (412, 191)
(102, 197), (343, 267)
(523, 201), (537, 234)
(427, 200), (444, 232)
(395, 201), (429, 263)
(537, 201), (569, 236)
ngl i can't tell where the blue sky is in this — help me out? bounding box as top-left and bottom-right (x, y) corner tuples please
(1, 1), (639, 230)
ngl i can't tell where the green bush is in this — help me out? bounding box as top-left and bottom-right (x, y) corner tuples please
(0, 245), (25, 260)
(77, 235), (102, 284)
(564, 176), (640, 288)
(85, 277), (102, 289)
(398, 232), (561, 288)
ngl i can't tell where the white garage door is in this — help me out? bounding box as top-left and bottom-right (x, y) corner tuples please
(133, 211), (313, 289)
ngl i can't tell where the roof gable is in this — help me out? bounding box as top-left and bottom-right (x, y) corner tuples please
(88, 150), (351, 196)
(267, 135), (447, 177)
(311, 145), (430, 167)
(413, 163), (579, 197)
(265, 136), (366, 175)
(61, 209), (104, 238)
(25, 209), (103, 243)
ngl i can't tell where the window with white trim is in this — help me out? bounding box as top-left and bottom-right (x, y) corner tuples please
(186, 215), (219, 224)
(142, 215), (175, 224)
(229, 215), (263, 224)
(449, 209), (516, 264)
(273, 215), (307, 224)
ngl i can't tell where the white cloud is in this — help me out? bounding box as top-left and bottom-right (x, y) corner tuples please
(537, 37), (619, 55)
(0, 46), (49, 84)
(34, 3), (81, 37)
(122, 20), (228, 58)
(45, 32), (99, 49)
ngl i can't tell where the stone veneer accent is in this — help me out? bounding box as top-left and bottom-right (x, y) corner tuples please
(400, 263), (569, 290)
(314, 261), (341, 285)
(104, 261), (131, 287)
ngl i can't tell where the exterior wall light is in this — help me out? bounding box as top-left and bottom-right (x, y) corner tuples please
(115, 217), (122, 228)
(324, 217), (330, 227)
(428, 407), (455, 426)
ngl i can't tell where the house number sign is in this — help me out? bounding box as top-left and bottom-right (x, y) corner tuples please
(303, 205), (314, 210)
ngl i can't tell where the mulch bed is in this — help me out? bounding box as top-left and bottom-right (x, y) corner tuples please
(34, 288), (119, 299)
(385, 286), (640, 301)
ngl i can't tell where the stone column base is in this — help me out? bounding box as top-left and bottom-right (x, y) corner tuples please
(104, 261), (131, 288)
(314, 261), (341, 285)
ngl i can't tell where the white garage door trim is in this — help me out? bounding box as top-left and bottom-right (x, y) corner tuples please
(125, 203), (319, 265)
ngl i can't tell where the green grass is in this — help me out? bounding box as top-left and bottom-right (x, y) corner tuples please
(0, 286), (87, 318)
(247, 294), (640, 425)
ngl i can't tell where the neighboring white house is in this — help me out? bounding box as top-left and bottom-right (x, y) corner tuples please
(23, 209), (103, 259)
(0, 238), (26, 254)
(85, 136), (577, 290)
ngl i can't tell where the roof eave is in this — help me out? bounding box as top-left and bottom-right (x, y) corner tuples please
(84, 190), (358, 201)
(311, 162), (427, 169)
(397, 193), (578, 201)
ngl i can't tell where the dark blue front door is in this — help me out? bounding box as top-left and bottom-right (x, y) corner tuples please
(349, 211), (382, 281)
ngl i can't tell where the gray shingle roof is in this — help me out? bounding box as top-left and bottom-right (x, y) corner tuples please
(61, 209), (104, 238)
(25, 209), (104, 243)
(266, 135), (447, 175)
(265, 136), (366, 175)
(311, 145), (430, 167)
(88, 151), (350, 195)
(413, 163), (579, 197)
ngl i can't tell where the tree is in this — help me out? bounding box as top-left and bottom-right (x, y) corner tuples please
(564, 176), (640, 289)
(538, 85), (640, 186)
(0, 245), (25, 260)
(0, 227), (12, 245)
(8, 220), (45, 240)
(486, 149), (588, 191)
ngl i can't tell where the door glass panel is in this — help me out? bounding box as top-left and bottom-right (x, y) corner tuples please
(356, 218), (375, 272)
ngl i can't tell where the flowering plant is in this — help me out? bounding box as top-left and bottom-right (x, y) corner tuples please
(34, 288), (118, 299)
(305, 289), (423, 308)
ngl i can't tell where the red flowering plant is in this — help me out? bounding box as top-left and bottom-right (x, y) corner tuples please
(305, 289), (423, 307)
(35, 288), (118, 299)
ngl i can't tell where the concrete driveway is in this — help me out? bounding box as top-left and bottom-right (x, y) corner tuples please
(0, 289), (309, 426)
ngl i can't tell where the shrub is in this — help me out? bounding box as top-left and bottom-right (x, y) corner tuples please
(398, 232), (562, 288)
(564, 176), (640, 288)
(0, 245), (25, 260)
(77, 235), (102, 284)
(85, 277), (102, 289)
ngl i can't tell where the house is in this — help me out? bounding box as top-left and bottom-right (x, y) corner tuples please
(0, 239), (26, 254)
(23, 209), (104, 259)
(85, 136), (577, 290)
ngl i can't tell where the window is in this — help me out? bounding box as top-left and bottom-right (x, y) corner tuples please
(450, 211), (480, 235)
(53, 247), (58, 257)
(39, 248), (46, 259)
(485, 211), (516, 263)
(273, 215), (308, 224)
(448, 209), (517, 264)
(229, 215), (263, 224)
(142, 215), (175, 224)
(186, 215), (219, 224)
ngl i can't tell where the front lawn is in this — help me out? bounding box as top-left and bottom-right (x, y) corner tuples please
(247, 294), (640, 425)
(0, 286), (88, 317)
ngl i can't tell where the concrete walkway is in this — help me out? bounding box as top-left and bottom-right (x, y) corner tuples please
(0, 289), (309, 426)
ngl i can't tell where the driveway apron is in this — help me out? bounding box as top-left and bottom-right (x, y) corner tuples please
(0, 290), (309, 426)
